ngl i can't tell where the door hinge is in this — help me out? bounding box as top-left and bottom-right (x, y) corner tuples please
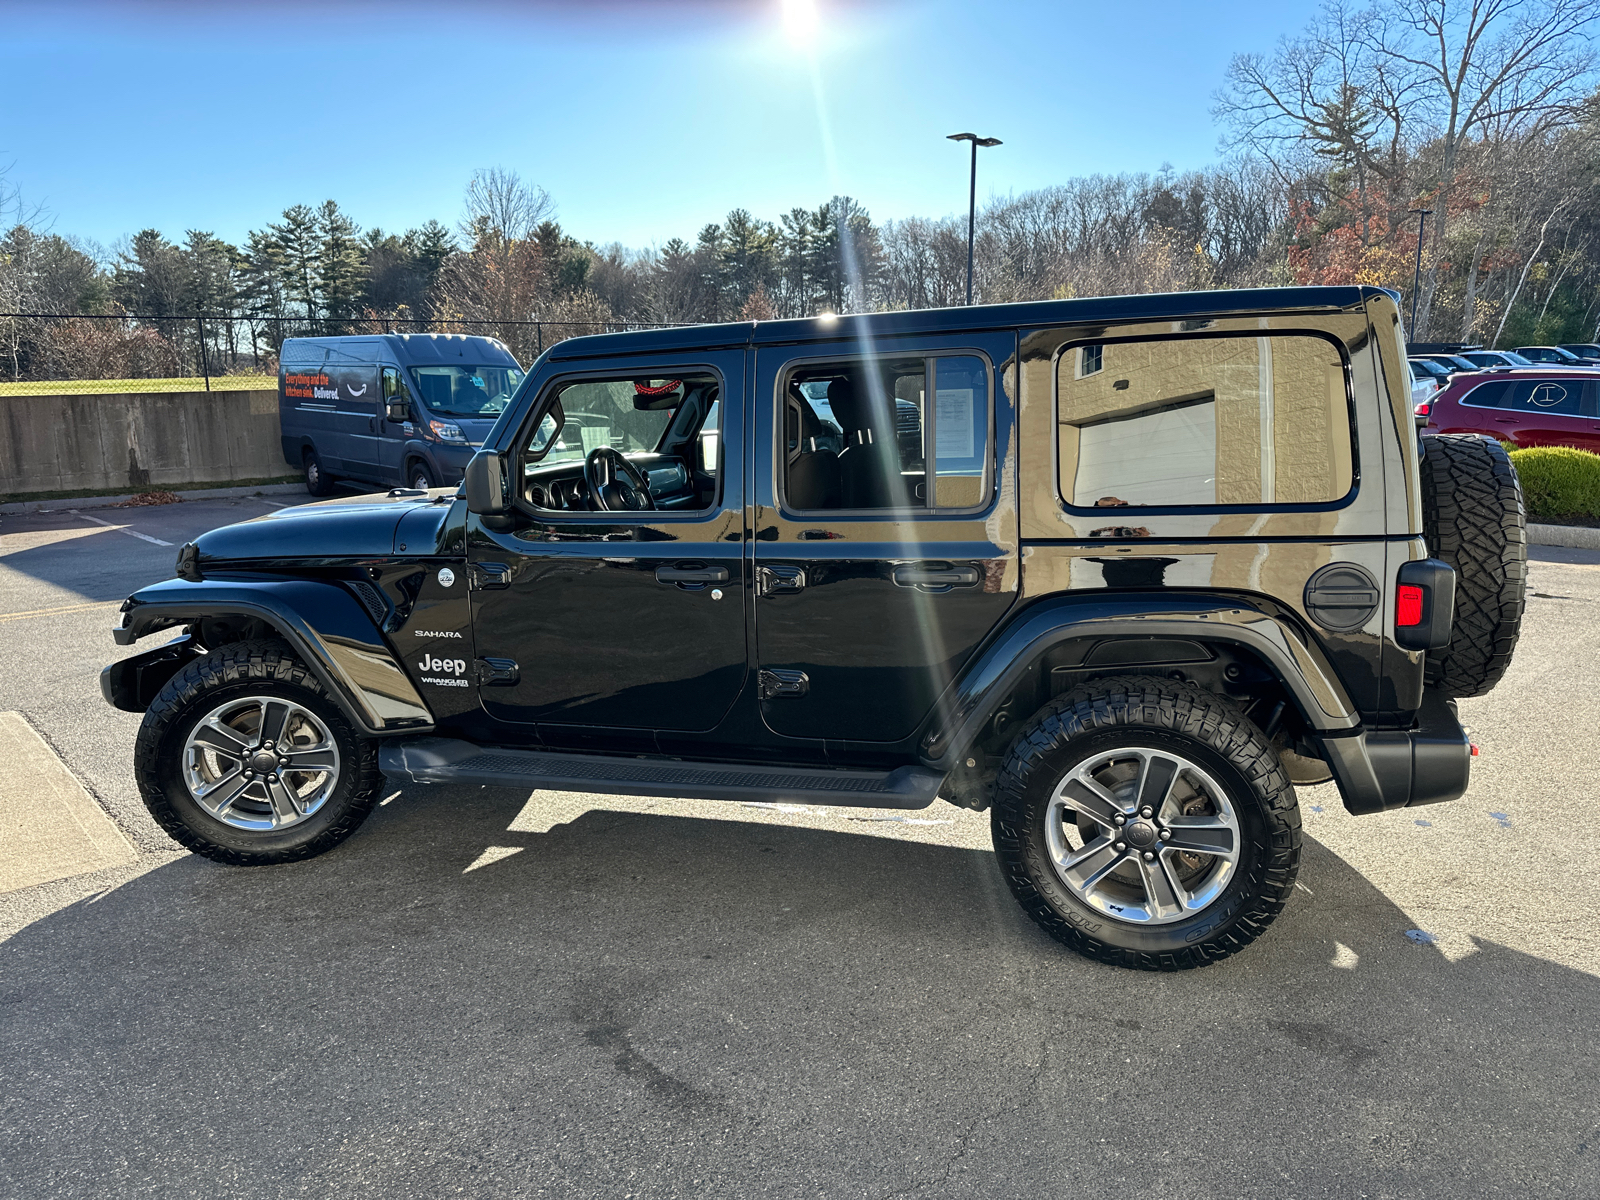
(757, 565), (806, 596)
(477, 657), (520, 686)
(473, 562), (512, 590)
(759, 667), (810, 699)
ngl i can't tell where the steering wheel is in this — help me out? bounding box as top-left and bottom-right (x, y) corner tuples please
(583, 446), (656, 511)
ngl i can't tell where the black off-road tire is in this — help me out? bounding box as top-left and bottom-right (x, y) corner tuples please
(134, 639), (382, 865)
(1420, 434), (1527, 698)
(991, 676), (1300, 971)
(304, 447), (338, 497)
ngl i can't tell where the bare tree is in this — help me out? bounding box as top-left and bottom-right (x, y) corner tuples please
(1220, 0), (1597, 336)
(461, 167), (553, 245)
(1378, 0), (1598, 334)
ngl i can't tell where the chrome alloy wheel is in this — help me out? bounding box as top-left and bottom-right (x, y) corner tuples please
(1044, 747), (1241, 925)
(181, 696), (341, 831)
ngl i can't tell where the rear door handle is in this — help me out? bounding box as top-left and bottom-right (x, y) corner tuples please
(655, 563), (729, 585)
(892, 563), (980, 591)
(1493, 417), (1520, 423)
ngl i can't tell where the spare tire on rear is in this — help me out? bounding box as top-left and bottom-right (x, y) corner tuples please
(1419, 434), (1527, 697)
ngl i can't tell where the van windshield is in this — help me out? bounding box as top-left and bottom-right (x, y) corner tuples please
(409, 365), (524, 417)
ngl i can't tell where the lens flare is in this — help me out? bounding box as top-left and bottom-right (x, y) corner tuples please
(781, 0), (819, 49)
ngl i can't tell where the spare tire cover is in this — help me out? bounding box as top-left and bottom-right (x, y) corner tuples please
(1419, 434), (1527, 697)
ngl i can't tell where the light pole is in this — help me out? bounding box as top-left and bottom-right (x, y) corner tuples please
(948, 132), (1001, 306)
(1408, 207), (1432, 333)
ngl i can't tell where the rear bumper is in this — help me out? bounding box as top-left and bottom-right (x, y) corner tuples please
(1318, 688), (1472, 814)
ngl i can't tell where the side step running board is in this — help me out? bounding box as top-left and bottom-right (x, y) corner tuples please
(378, 738), (946, 810)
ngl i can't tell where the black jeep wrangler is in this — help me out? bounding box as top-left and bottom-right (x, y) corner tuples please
(103, 287), (1525, 970)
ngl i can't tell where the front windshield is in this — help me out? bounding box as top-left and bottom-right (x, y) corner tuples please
(410, 364), (524, 417)
(1500, 351), (1534, 365)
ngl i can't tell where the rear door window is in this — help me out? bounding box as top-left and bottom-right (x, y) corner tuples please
(780, 353), (992, 512)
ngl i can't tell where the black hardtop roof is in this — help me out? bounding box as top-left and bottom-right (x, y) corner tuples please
(281, 332), (519, 367)
(548, 285), (1385, 361)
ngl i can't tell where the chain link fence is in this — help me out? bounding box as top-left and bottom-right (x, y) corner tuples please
(0, 312), (691, 395)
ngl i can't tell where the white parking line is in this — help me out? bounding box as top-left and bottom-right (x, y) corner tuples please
(69, 511), (173, 547)
(261, 500), (289, 508)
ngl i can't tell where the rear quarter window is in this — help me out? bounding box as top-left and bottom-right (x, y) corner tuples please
(1055, 332), (1354, 510)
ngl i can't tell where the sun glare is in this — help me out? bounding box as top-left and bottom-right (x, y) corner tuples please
(781, 0), (820, 50)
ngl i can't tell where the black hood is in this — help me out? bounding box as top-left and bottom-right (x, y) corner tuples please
(194, 490), (454, 563)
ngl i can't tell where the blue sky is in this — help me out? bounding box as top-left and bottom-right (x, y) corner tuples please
(1, 0), (1322, 255)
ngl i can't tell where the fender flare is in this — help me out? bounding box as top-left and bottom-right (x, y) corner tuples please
(113, 576), (433, 736)
(917, 591), (1359, 771)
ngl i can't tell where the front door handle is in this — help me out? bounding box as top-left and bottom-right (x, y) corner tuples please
(892, 563), (980, 592)
(655, 563), (730, 585)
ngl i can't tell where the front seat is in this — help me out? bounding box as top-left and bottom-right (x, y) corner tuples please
(829, 378), (905, 508)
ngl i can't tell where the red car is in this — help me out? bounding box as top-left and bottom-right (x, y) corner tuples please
(1421, 367), (1600, 451)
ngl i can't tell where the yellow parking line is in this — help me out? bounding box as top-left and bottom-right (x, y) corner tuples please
(0, 600), (121, 623)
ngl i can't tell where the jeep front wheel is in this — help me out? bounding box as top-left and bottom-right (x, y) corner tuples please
(134, 639), (382, 864)
(991, 676), (1300, 971)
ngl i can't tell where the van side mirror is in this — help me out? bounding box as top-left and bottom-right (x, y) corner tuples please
(386, 398), (411, 423)
(464, 450), (510, 515)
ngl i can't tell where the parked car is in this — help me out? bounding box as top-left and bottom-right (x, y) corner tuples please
(104, 285), (1525, 972)
(280, 334), (525, 496)
(1415, 353), (1483, 375)
(1461, 350), (1534, 369)
(1513, 345), (1588, 366)
(1558, 343), (1600, 363)
(1408, 360), (1441, 407)
(1422, 368), (1600, 451)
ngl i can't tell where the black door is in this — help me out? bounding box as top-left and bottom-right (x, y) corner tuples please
(467, 350), (747, 744)
(751, 335), (1019, 746)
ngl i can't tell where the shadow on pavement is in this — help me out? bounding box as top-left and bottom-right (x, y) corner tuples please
(2, 784), (1595, 1198)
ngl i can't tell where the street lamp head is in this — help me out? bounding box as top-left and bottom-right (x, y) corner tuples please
(948, 132), (1002, 147)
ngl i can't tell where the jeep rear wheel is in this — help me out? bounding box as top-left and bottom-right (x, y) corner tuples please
(991, 676), (1300, 971)
(134, 639), (382, 864)
(1420, 434), (1527, 697)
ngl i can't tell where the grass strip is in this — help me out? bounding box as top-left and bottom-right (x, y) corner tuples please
(0, 376), (275, 396)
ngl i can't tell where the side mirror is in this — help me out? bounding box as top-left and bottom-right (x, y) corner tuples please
(464, 450), (509, 515)
(386, 399), (411, 423)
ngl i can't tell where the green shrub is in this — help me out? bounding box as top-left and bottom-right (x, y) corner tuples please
(1507, 445), (1600, 521)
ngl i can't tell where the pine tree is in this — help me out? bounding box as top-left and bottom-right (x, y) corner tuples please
(269, 204), (320, 320)
(316, 200), (365, 323)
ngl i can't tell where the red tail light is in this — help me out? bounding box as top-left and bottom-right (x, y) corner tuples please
(1397, 584), (1424, 626)
(1414, 401), (1431, 417)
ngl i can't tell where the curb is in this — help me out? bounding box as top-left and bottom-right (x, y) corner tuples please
(1528, 523), (1600, 551)
(0, 482), (305, 517)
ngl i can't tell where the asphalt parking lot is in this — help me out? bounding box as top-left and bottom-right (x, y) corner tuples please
(2, 494), (1598, 1198)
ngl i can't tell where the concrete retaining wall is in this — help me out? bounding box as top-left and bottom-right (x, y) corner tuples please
(0, 389), (286, 495)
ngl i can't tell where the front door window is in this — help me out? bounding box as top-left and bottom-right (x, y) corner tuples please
(466, 357), (745, 739)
